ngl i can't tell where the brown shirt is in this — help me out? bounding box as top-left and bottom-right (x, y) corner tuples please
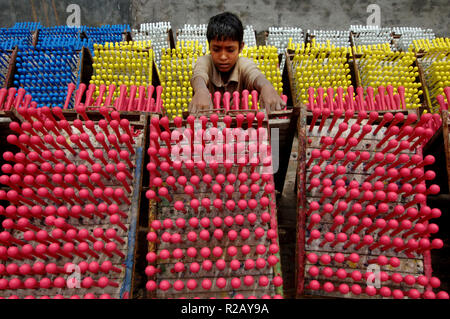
(191, 55), (263, 95)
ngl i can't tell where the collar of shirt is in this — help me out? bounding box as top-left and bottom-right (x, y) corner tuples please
(210, 57), (240, 88)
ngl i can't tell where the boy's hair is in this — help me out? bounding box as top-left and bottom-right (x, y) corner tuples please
(207, 12), (243, 44)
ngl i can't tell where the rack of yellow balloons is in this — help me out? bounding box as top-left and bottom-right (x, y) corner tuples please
(240, 45), (282, 110)
(354, 43), (422, 109)
(412, 38), (450, 112)
(160, 41), (205, 118)
(90, 40), (153, 102)
(290, 41), (353, 106)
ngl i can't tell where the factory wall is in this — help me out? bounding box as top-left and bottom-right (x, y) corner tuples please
(0, 0), (448, 36)
(0, 0), (131, 27)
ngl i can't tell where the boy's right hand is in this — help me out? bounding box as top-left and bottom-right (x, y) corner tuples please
(189, 88), (213, 114)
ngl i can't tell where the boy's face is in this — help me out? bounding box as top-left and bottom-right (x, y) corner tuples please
(210, 38), (244, 73)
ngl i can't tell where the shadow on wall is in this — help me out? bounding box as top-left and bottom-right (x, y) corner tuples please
(0, 0), (131, 27)
(0, 0), (448, 36)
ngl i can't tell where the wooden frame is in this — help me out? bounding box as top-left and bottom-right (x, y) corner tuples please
(296, 108), (430, 298)
(2, 47), (18, 90)
(270, 108), (301, 195)
(423, 109), (450, 193)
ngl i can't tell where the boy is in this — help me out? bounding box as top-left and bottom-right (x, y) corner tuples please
(189, 12), (285, 114)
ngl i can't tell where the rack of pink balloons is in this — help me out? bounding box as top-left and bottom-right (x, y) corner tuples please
(295, 85), (449, 299)
(145, 111), (284, 299)
(0, 85), (148, 299)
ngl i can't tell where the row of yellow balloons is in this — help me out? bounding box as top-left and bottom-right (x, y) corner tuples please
(160, 41), (204, 118)
(290, 42), (352, 105)
(356, 46), (422, 109)
(414, 38), (450, 112)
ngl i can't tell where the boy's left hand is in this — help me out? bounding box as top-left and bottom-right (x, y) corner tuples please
(260, 84), (286, 114)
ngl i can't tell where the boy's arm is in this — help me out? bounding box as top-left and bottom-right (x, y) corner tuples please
(189, 56), (213, 114)
(242, 58), (286, 114)
(190, 77), (213, 114)
(253, 74), (286, 114)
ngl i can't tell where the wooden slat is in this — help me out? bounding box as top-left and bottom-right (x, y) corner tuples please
(295, 106), (308, 297)
(4, 47), (18, 90)
(271, 106), (301, 195)
(443, 110), (450, 191)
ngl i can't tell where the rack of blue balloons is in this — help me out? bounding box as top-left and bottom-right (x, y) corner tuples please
(14, 48), (81, 108)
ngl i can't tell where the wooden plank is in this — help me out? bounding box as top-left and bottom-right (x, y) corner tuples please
(272, 105), (301, 195)
(285, 51), (298, 108)
(167, 29), (176, 50)
(4, 47), (18, 90)
(32, 30), (39, 48)
(414, 58), (432, 113)
(127, 113), (148, 299)
(79, 47), (93, 91)
(295, 106), (308, 297)
(0, 49), (13, 89)
(349, 32), (356, 49)
(351, 46), (361, 88)
(409, 52), (450, 113)
(282, 50), (294, 107)
(0, 110), (20, 122)
(123, 31), (133, 42)
(440, 110), (450, 191)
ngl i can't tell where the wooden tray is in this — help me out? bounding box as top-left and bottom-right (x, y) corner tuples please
(0, 111), (147, 299)
(296, 107), (432, 298)
(145, 114), (284, 299)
